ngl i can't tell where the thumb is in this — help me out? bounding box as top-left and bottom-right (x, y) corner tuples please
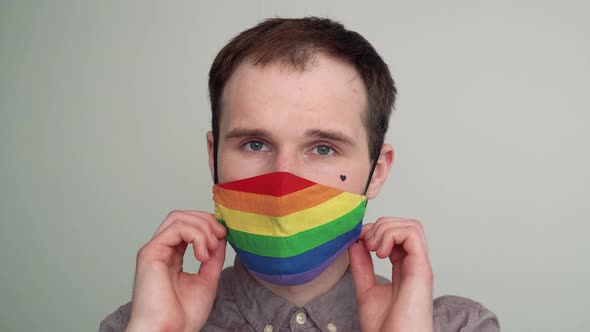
(348, 239), (376, 298)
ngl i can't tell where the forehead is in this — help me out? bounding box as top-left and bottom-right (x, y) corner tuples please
(219, 54), (368, 139)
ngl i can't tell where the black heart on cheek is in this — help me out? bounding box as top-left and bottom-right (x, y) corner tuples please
(340, 175), (347, 181)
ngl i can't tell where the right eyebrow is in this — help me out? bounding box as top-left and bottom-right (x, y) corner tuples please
(223, 128), (273, 141)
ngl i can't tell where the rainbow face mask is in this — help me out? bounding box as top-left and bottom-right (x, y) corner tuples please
(212, 172), (367, 286)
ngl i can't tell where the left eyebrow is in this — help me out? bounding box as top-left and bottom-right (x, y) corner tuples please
(223, 128), (272, 141)
(304, 129), (357, 147)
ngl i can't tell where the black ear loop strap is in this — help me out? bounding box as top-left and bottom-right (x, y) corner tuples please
(213, 134), (219, 184)
(362, 156), (380, 206)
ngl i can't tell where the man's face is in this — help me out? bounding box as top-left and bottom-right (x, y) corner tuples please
(209, 54), (374, 195)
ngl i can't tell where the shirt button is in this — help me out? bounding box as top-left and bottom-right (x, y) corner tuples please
(295, 312), (307, 325)
(327, 323), (337, 332)
(263, 325), (273, 332)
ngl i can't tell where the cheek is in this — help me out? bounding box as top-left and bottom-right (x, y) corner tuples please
(302, 166), (368, 195)
(218, 160), (266, 183)
(334, 174), (367, 194)
(216, 149), (269, 183)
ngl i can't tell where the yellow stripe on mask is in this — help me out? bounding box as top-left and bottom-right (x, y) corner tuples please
(215, 192), (365, 237)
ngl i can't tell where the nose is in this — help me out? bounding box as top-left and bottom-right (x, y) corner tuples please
(271, 148), (300, 175)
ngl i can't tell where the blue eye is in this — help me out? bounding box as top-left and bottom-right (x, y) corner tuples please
(246, 141), (268, 152)
(314, 145), (333, 155)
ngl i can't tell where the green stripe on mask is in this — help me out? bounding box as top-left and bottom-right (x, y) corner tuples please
(218, 200), (366, 258)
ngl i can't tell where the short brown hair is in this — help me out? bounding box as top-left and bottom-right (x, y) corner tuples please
(209, 17), (396, 171)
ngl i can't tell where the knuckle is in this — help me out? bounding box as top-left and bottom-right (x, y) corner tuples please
(373, 218), (388, 231)
(136, 243), (153, 262)
(375, 217), (388, 225)
(170, 219), (187, 228)
(192, 228), (204, 239)
(407, 218), (423, 228)
(383, 227), (396, 240)
(137, 244), (170, 266)
(167, 209), (184, 219)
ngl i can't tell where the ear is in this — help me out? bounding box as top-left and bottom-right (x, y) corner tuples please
(206, 131), (215, 182)
(365, 144), (394, 199)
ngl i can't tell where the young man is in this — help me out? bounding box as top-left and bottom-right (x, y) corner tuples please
(100, 17), (499, 332)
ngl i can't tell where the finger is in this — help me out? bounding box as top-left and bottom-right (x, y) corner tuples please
(365, 222), (427, 260)
(359, 223), (375, 240)
(389, 245), (407, 265)
(191, 231), (210, 262)
(365, 221), (388, 252)
(373, 225), (415, 259)
(348, 239), (376, 298)
(363, 224), (430, 286)
(198, 239), (227, 289)
(154, 211), (226, 251)
(376, 227), (397, 259)
(154, 210), (226, 238)
(153, 210), (190, 236)
(173, 241), (189, 257)
(182, 210), (227, 238)
(365, 217), (423, 240)
(152, 220), (210, 262)
(364, 218), (396, 249)
(189, 220), (217, 252)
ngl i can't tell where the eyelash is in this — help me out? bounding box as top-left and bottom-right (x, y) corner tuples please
(242, 140), (270, 152)
(311, 144), (336, 156)
(240, 140), (338, 156)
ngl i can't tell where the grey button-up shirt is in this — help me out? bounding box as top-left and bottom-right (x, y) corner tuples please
(100, 258), (499, 331)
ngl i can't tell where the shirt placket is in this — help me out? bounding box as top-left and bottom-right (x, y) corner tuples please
(280, 308), (319, 332)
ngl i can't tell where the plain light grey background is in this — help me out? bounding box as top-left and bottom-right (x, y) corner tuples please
(1, 1), (588, 331)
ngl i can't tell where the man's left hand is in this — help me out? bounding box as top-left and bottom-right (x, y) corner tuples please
(348, 217), (434, 332)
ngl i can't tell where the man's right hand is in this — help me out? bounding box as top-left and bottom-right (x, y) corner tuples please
(126, 210), (227, 332)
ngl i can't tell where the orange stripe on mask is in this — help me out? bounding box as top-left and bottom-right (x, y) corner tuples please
(213, 183), (342, 217)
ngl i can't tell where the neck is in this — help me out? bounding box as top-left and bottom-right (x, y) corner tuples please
(253, 252), (350, 307)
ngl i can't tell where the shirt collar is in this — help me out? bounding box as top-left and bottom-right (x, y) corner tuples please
(303, 266), (359, 331)
(232, 256), (359, 331)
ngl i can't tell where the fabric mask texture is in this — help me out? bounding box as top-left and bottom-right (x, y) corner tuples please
(213, 172), (366, 286)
